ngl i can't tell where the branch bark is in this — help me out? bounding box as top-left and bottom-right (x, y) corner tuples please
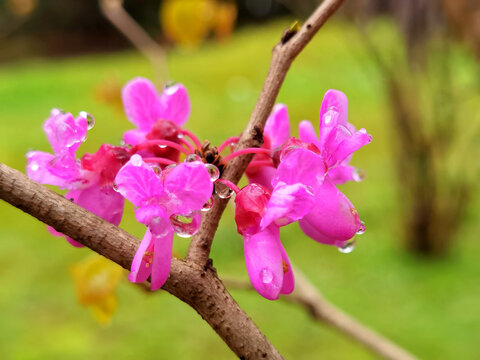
(186, 0), (346, 265)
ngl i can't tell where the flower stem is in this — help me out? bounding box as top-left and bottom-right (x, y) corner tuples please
(215, 178), (240, 194)
(181, 129), (203, 150)
(218, 136), (240, 153)
(178, 137), (196, 153)
(221, 148), (271, 163)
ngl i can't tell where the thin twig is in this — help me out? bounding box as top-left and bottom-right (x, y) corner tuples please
(186, 0), (346, 266)
(99, 0), (169, 87)
(225, 268), (417, 360)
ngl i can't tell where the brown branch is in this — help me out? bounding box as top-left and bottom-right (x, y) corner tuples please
(225, 268), (418, 360)
(186, 0), (346, 265)
(99, 0), (169, 87)
(0, 163), (282, 360)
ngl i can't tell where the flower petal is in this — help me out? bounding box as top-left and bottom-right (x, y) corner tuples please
(122, 77), (161, 131)
(260, 183), (315, 229)
(279, 240), (294, 295)
(158, 84), (191, 127)
(128, 229), (154, 284)
(245, 165), (276, 192)
(298, 178), (362, 246)
(150, 222), (174, 291)
(26, 151), (71, 188)
(328, 165), (364, 184)
(163, 162), (213, 214)
(114, 154), (164, 208)
(43, 110), (88, 155)
(273, 148), (326, 191)
(244, 225), (284, 300)
(122, 129), (148, 146)
(264, 104), (290, 149)
(319, 89), (348, 127)
(332, 128), (372, 165)
(298, 120), (320, 150)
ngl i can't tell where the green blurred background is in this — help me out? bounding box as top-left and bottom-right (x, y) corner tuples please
(1, 1), (479, 359)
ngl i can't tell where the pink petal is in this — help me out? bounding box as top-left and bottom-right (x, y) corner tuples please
(163, 162), (213, 215)
(122, 77), (161, 131)
(319, 89), (348, 127)
(273, 148), (326, 191)
(298, 120), (320, 150)
(43, 110), (87, 155)
(158, 84), (191, 127)
(260, 183), (315, 229)
(114, 154), (164, 208)
(26, 151), (70, 188)
(298, 178), (362, 246)
(245, 165), (276, 192)
(328, 165), (363, 184)
(150, 219), (174, 290)
(264, 104), (290, 149)
(333, 128), (372, 165)
(46, 226), (84, 248)
(244, 225), (284, 300)
(122, 129), (148, 146)
(279, 240), (294, 295)
(128, 229), (154, 283)
(135, 204), (166, 225)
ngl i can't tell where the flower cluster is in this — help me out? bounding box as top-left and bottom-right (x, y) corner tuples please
(27, 78), (370, 297)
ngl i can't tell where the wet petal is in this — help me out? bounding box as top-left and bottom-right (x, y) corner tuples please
(122, 77), (161, 131)
(122, 129), (148, 146)
(319, 89), (348, 127)
(26, 151), (71, 188)
(299, 178), (361, 246)
(244, 225), (284, 300)
(164, 162), (213, 214)
(298, 120), (320, 150)
(245, 165), (276, 192)
(150, 223), (174, 291)
(260, 183), (315, 228)
(273, 148), (326, 191)
(333, 128), (372, 165)
(43, 110), (88, 155)
(158, 84), (191, 127)
(234, 183), (270, 236)
(264, 104), (290, 149)
(128, 229), (154, 283)
(114, 154), (164, 208)
(328, 165), (356, 184)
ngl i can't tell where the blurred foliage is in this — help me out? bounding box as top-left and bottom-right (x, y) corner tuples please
(0, 19), (479, 360)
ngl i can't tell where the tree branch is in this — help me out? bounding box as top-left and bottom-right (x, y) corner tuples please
(225, 268), (417, 360)
(186, 0), (346, 265)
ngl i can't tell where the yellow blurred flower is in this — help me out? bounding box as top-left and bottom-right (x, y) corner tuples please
(161, 0), (237, 48)
(71, 254), (124, 324)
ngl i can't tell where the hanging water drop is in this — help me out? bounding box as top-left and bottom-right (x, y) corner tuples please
(79, 111), (95, 130)
(214, 181), (234, 199)
(185, 154), (202, 163)
(260, 268), (274, 284)
(152, 165), (162, 175)
(205, 164), (220, 181)
(356, 221), (365, 235)
(338, 239), (356, 254)
(130, 154), (142, 167)
(201, 197), (214, 212)
(353, 168), (366, 182)
(112, 182), (119, 192)
(170, 211), (201, 238)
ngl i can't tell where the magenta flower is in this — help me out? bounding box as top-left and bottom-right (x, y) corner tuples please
(26, 110), (128, 247)
(114, 154), (213, 290)
(122, 77), (192, 162)
(235, 183), (294, 300)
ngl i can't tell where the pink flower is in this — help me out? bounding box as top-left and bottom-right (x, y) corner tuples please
(245, 104), (290, 191)
(114, 154), (213, 290)
(26, 110), (128, 247)
(122, 77), (191, 162)
(235, 183), (294, 300)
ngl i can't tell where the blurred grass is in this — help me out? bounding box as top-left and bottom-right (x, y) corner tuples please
(0, 19), (479, 360)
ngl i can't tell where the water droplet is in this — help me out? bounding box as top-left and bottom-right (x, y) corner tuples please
(353, 168), (366, 182)
(120, 139), (126, 146)
(177, 133), (184, 139)
(356, 221), (365, 235)
(260, 268), (274, 284)
(150, 216), (170, 238)
(185, 154), (202, 163)
(30, 162), (39, 172)
(112, 182), (119, 192)
(165, 164), (177, 170)
(201, 197), (214, 212)
(214, 182), (234, 199)
(338, 239), (356, 254)
(158, 144), (167, 149)
(51, 108), (65, 116)
(130, 154), (142, 167)
(79, 111), (95, 130)
(169, 211), (201, 238)
(205, 164), (220, 181)
(152, 165), (162, 175)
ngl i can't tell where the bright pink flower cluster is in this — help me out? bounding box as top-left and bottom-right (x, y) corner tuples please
(26, 78), (370, 297)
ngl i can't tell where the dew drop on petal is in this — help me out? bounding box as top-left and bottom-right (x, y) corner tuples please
(51, 108), (65, 116)
(260, 268), (274, 285)
(165, 164), (177, 170)
(353, 168), (366, 182)
(169, 211), (202, 238)
(356, 221), (366, 235)
(177, 133), (184, 139)
(120, 139), (126, 146)
(205, 164), (220, 181)
(214, 181), (234, 199)
(201, 196), (214, 212)
(30, 162), (39, 172)
(112, 181), (119, 192)
(185, 154), (202, 163)
(158, 144), (167, 149)
(152, 165), (162, 175)
(338, 239), (356, 254)
(79, 111), (95, 130)
(130, 154), (142, 167)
